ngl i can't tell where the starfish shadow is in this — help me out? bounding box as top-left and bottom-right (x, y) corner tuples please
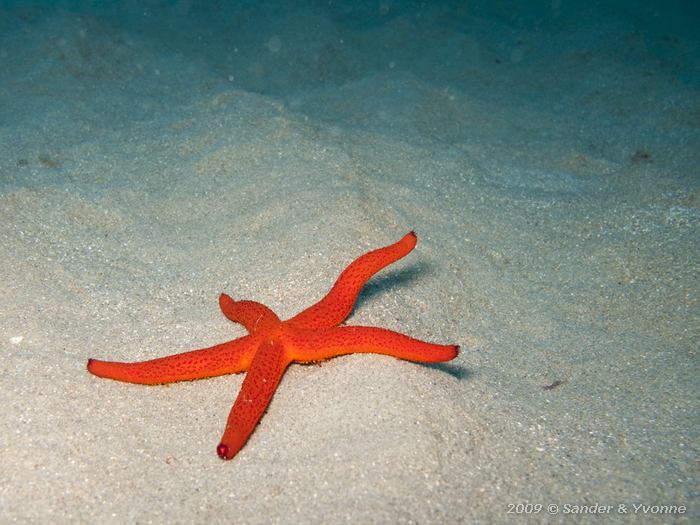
(351, 263), (470, 381)
(352, 262), (429, 311)
(423, 361), (470, 380)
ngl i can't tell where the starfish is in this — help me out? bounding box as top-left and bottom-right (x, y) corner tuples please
(87, 231), (459, 460)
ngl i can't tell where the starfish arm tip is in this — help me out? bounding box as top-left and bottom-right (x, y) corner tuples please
(216, 442), (233, 460)
(424, 343), (460, 362)
(404, 230), (418, 251)
(86, 358), (105, 375)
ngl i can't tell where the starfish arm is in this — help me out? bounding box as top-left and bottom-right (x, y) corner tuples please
(287, 231), (417, 330)
(218, 293), (280, 334)
(287, 326), (459, 363)
(217, 338), (291, 460)
(86, 335), (259, 385)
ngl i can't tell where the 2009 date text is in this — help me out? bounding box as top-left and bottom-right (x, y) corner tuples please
(507, 503), (543, 514)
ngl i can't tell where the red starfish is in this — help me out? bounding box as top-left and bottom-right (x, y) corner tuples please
(87, 232), (459, 460)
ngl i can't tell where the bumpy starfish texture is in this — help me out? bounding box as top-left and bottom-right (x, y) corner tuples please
(87, 232), (459, 460)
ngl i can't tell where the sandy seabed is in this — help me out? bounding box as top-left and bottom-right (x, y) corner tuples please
(0, 2), (697, 523)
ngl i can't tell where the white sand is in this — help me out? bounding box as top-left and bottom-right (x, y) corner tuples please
(0, 2), (697, 523)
